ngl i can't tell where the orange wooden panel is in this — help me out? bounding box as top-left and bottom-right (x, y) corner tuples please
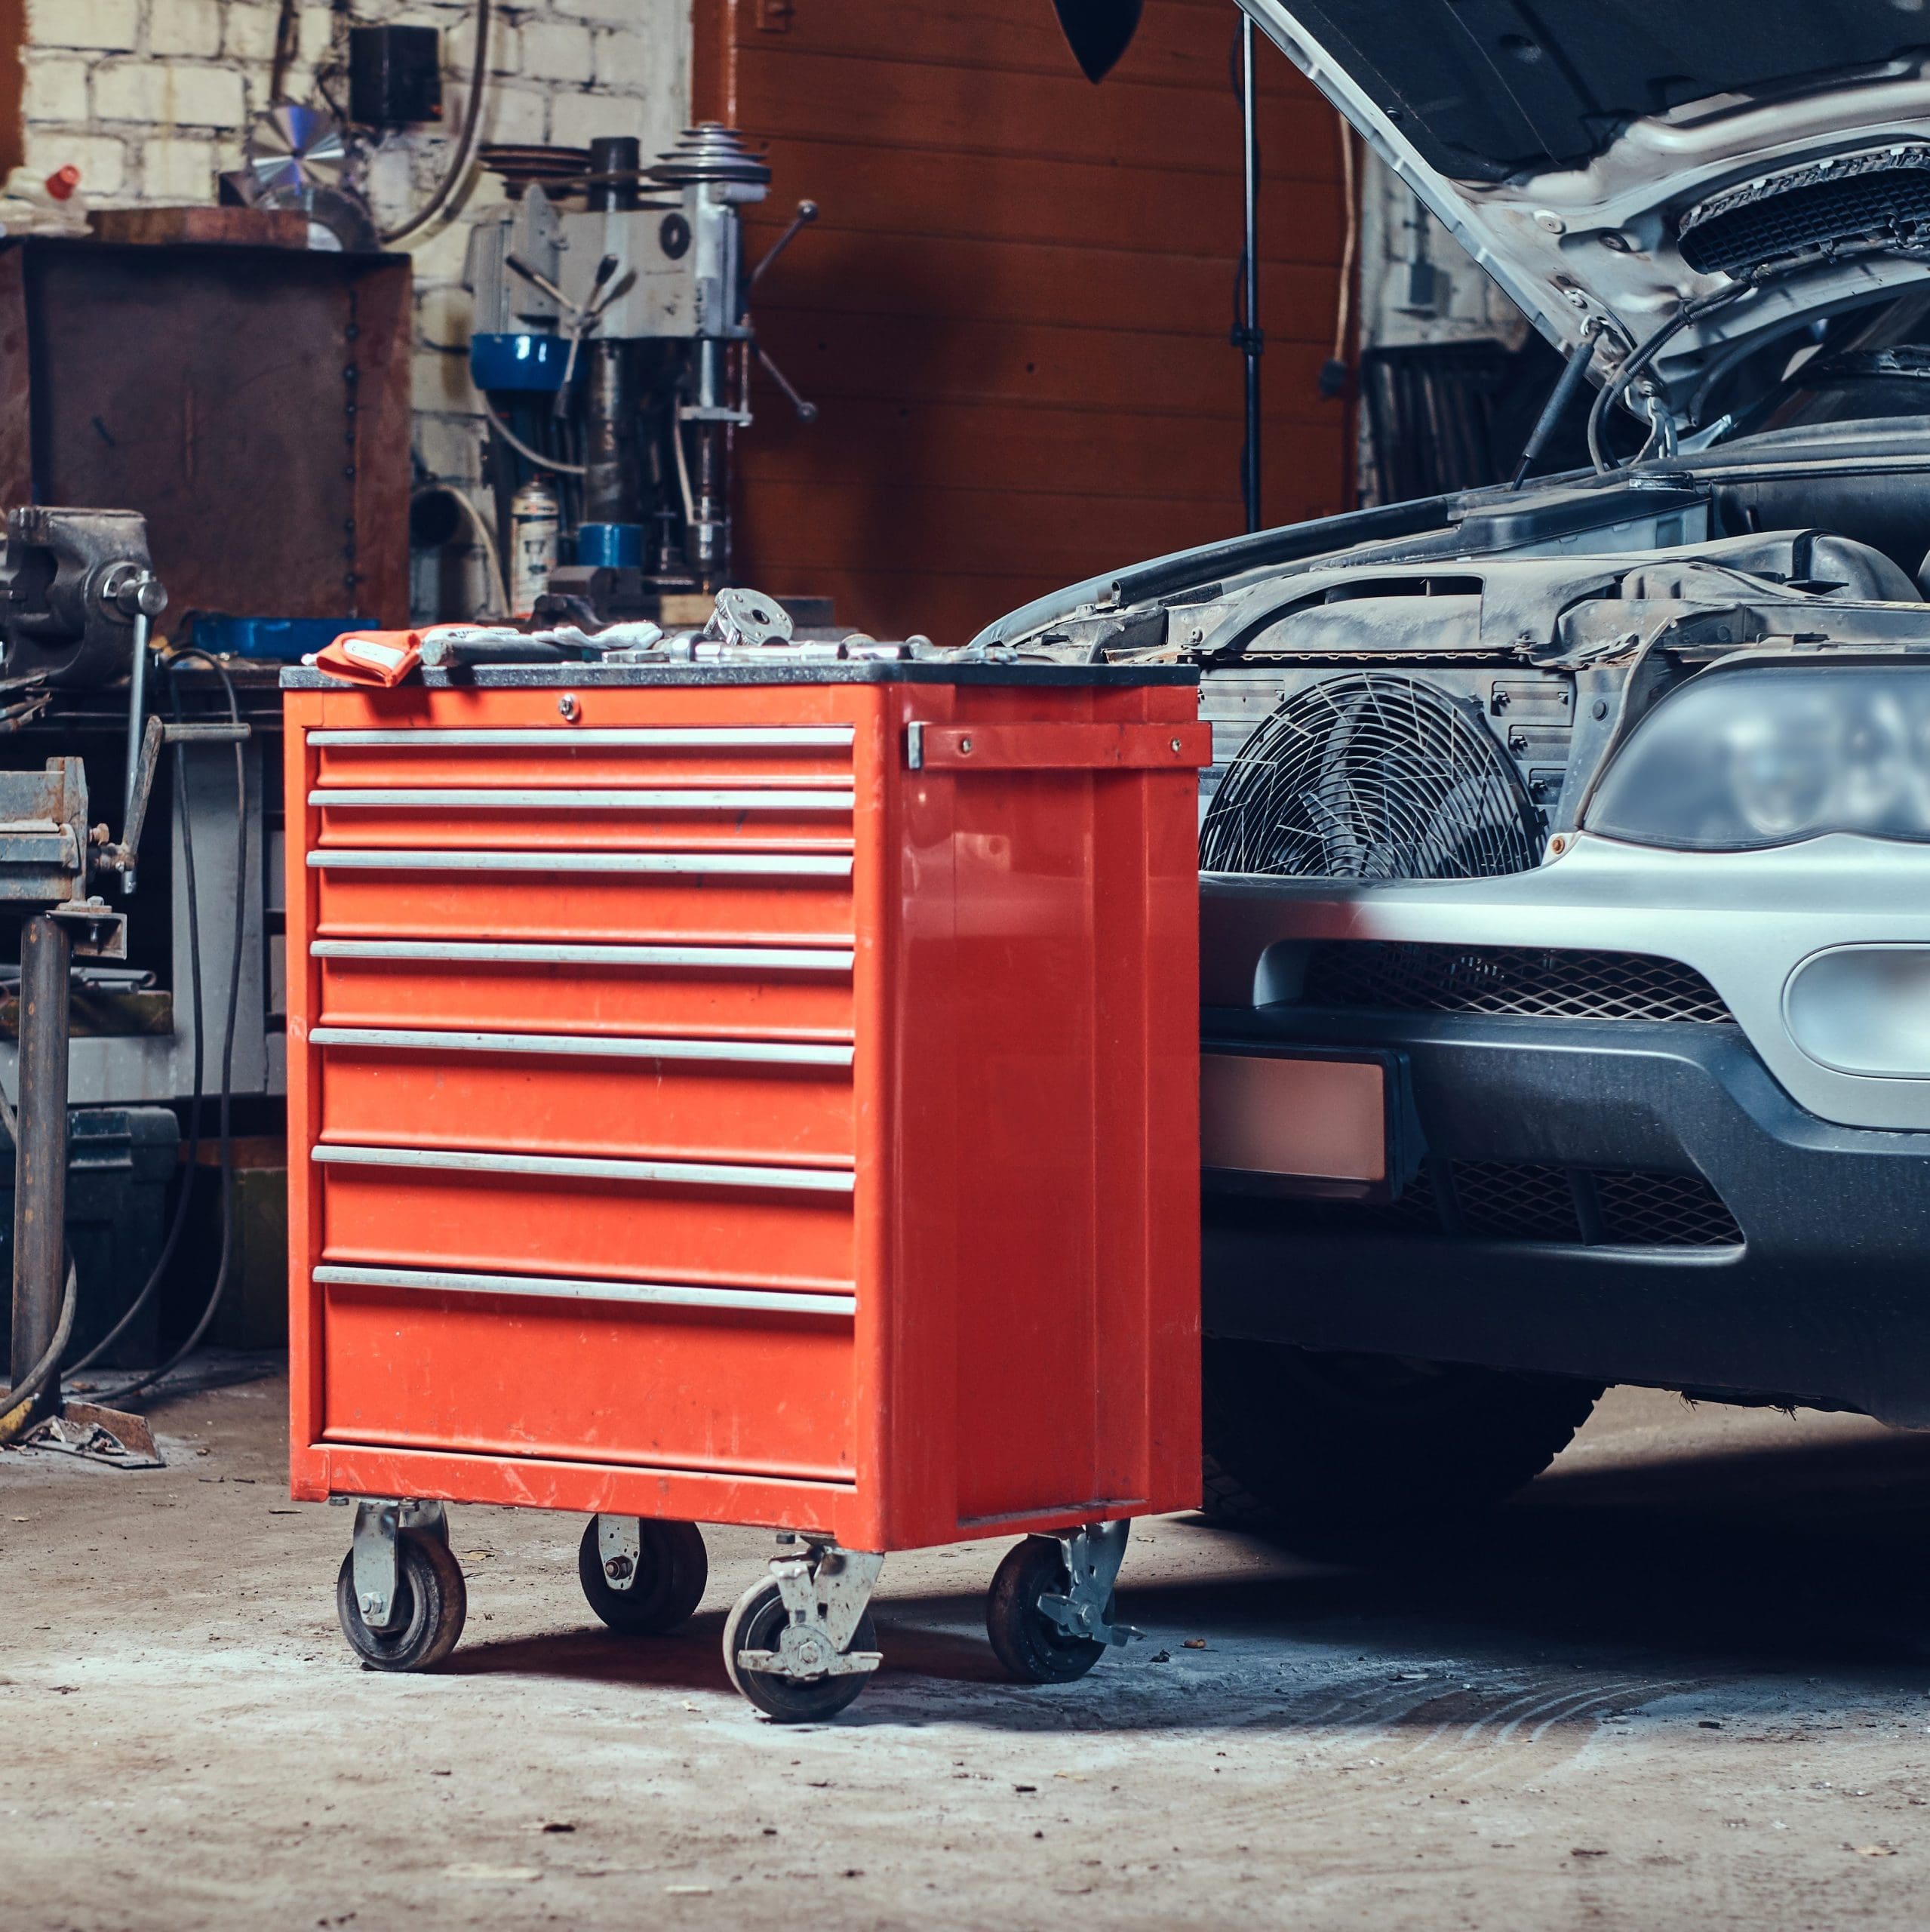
(742, 0), (1311, 98)
(742, 135), (1344, 260)
(730, 43), (1334, 174)
(312, 868), (855, 945)
(319, 1162), (856, 1294)
(748, 231), (1345, 340)
(318, 1044), (855, 1166)
(321, 1285), (856, 1481)
(314, 952), (856, 1041)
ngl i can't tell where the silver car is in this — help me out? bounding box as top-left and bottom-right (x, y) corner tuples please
(987, 0), (1930, 1555)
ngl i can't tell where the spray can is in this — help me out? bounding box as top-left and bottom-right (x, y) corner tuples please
(509, 478), (560, 615)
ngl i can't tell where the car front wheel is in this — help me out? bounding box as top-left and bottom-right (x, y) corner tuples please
(1202, 1338), (1603, 1561)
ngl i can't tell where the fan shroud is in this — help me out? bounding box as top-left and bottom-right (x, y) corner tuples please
(1200, 672), (1546, 881)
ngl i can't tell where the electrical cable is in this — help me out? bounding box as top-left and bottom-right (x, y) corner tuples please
(380, 0), (492, 247)
(1587, 282), (1755, 472)
(0, 1257), (76, 1432)
(91, 652), (246, 1411)
(481, 396), (589, 476)
(63, 676), (208, 1379)
(447, 488), (512, 617)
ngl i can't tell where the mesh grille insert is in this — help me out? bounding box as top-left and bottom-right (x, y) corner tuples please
(1679, 165), (1930, 277)
(1593, 1170), (1743, 1248)
(1253, 1162), (1742, 1249)
(1301, 943), (1735, 1023)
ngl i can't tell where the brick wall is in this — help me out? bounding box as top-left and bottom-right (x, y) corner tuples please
(19, 0), (692, 613)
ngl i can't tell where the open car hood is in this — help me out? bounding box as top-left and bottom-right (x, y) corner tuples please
(1244, 0), (1930, 408)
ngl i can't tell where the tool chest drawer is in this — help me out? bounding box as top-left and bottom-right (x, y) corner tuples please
(312, 942), (857, 1040)
(285, 669), (1204, 1556)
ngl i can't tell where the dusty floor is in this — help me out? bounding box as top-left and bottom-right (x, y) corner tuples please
(6, 1379), (1930, 1929)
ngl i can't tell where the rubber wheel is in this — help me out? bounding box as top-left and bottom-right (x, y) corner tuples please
(1202, 1338), (1603, 1562)
(985, 1536), (1109, 1684)
(336, 1530), (468, 1672)
(722, 1577), (878, 1723)
(577, 1518), (708, 1635)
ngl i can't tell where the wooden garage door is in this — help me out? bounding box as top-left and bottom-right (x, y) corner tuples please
(695, 0), (1354, 647)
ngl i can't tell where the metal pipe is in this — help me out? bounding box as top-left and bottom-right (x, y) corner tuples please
(10, 913), (70, 1417)
(119, 611), (149, 894)
(1239, 13), (1263, 533)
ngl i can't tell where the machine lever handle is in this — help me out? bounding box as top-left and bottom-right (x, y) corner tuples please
(751, 200), (819, 289)
(751, 340), (819, 425)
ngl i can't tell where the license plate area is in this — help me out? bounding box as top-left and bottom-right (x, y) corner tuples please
(1200, 1045), (1416, 1202)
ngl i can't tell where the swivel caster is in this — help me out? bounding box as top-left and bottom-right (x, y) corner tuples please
(579, 1516), (708, 1635)
(724, 1541), (884, 1723)
(335, 1500), (466, 1672)
(985, 1521), (1139, 1684)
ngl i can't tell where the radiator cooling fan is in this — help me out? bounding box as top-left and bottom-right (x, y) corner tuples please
(1200, 673), (1545, 880)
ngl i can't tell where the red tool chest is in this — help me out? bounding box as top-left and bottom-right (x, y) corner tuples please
(284, 658), (1206, 1718)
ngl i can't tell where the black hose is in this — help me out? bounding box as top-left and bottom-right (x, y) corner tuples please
(0, 1257), (76, 1428)
(1587, 283), (1756, 473)
(91, 652), (246, 1411)
(381, 0), (492, 246)
(64, 679), (207, 1377)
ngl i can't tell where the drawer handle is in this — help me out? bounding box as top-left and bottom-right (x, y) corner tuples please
(308, 728), (856, 748)
(310, 788), (854, 811)
(310, 1027), (854, 1066)
(906, 721), (1212, 771)
(315, 1264), (855, 1318)
(312, 1143), (856, 1192)
(308, 851), (854, 877)
(311, 939), (855, 971)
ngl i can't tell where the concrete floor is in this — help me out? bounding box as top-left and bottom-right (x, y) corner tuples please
(6, 1379), (1930, 1929)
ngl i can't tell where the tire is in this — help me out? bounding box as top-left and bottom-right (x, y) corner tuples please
(985, 1536), (1108, 1684)
(577, 1518), (708, 1635)
(336, 1530), (468, 1672)
(1202, 1338), (1603, 1561)
(722, 1577), (877, 1723)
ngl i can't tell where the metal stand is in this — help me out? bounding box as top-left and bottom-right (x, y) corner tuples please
(1037, 1520), (1140, 1649)
(1237, 11), (1264, 534)
(8, 911), (69, 1423)
(737, 1541), (885, 1683)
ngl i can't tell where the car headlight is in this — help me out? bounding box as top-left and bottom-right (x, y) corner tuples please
(1585, 663), (1930, 851)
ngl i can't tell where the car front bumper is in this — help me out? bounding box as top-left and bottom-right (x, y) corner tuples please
(1202, 1000), (1930, 1424)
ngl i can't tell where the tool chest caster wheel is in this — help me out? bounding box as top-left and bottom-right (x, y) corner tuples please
(336, 1525), (467, 1672)
(986, 1523), (1141, 1685)
(724, 1577), (879, 1723)
(578, 1517), (708, 1635)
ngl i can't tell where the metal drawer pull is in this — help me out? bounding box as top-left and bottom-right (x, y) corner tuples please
(310, 1027), (855, 1066)
(312, 938), (856, 971)
(307, 850), (855, 877)
(315, 1264), (856, 1318)
(310, 787), (856, 812)
(308, 728), (856, 749)
(313, 1143), (856, 1192)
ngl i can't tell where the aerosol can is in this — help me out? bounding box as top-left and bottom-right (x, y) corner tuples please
(509, 478), (560, 615)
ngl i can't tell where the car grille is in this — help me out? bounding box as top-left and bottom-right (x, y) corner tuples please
(1269, 1161), (1743, 1250)
(1302, 943), (1735, 1024)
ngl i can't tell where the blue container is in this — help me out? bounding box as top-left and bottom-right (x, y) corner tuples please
(577, 522), (645, 568)
(470, 332), (571, 394)
(193, 616), (364, 663)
